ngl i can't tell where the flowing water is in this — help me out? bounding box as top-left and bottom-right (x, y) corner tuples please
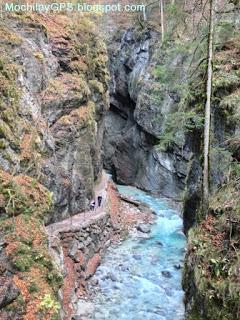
(77, 186), (186, 320)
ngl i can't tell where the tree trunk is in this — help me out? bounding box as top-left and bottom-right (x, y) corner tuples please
(203, 0), (214, 212)
(142, 0), (147, 21)
(160, 0), (165, 42)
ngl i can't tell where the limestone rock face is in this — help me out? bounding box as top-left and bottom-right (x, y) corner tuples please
(104, 29), (191, 200)
(0, 15), (109, 223)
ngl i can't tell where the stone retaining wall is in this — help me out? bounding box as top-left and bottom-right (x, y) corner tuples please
(49, 212), (113, 320)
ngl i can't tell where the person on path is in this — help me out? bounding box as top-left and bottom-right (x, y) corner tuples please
(97, 195), (103, 207)
(90, 200), (95, 211)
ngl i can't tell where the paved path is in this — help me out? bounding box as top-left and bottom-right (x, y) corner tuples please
(46, 171), (109, 237)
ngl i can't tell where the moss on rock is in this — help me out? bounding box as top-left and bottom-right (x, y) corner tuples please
(0, 170), (62, 320)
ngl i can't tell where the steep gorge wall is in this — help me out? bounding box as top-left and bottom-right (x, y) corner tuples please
(0, 13), (109, 223)
(0, 13), (109, 320)
(104, 28), (193, 201)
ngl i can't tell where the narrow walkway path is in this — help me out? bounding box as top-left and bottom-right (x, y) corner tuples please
(46, 171), (109, 237)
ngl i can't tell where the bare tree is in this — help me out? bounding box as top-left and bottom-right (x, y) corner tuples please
(160, 0), (165, 41)
(203, 0), (214, 212)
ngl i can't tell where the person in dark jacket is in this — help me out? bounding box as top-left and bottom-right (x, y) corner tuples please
(97, 196), (103, 207)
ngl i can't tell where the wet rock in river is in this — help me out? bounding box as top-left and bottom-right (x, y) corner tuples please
(135, 232), (151, 239)
(106, 272), (118, 282)
(161, 270), (172, 278)
(136, 224), (151, 233)
(164, 287), (173, 297)
(89, 278), (99, 286)
(153, 306), (166, 316)
(132, 254), (142, 260)
(151, 260), (158, 266)
(174, 264), (182, 270)
(120, 265), (130, 272)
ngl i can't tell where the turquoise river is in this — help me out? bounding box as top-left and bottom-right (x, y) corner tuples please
(78, 185), (186, 320)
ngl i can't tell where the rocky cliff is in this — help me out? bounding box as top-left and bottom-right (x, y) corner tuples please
(0, 13), (109, 223)
(0, 12), (109, 320)
(104, 27), (193, 201)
